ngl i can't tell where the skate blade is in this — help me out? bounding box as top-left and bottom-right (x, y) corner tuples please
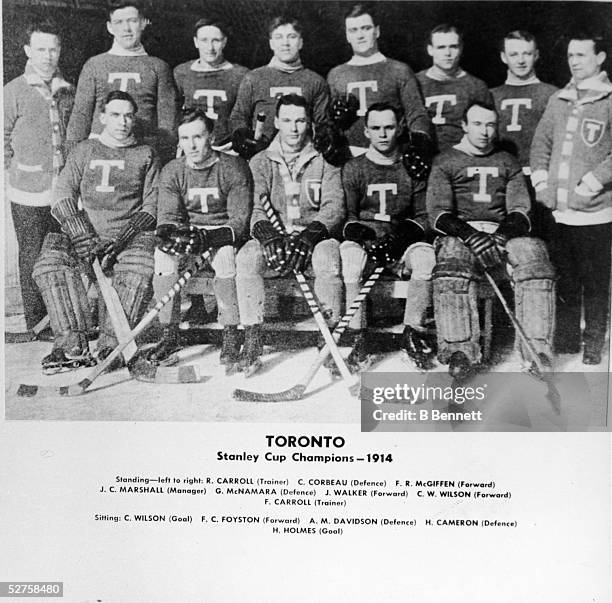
(243, 359), (263, 378)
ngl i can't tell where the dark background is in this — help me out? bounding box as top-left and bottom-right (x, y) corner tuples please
(3, 0), (612, 89)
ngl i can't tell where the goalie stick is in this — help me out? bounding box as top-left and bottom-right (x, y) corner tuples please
(259, 194), (354, 387)
(232, 265), (385, 401)
(14, 251), (212, 398)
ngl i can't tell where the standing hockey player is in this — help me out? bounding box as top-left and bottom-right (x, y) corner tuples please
(341, 102), (435, 370)
(148, 109), (253, 371)
(173, 18), (249, 149)
(428, 101), (556, 378)
(326, 3), (431, 157)
(4, 19), (73, 341)
(531, 32), (612, 365)
(417, 24), (492, 152)
(235, 94), (345, 375)
(66, 0), (177, 162)
(229, 16), (330, 160)
(33, 90), (159, 372)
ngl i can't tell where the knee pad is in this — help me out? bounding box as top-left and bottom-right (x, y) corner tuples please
(236, 239), (266, 276)
(34, 232), (78, 271)
(339, 240), (367, 282)
(402, 242), (435, 281)
(311, 239), (341, 278)
(433, 236), (477, 280)
(507, 237), (556, 281)
(210, 245), (236, 278)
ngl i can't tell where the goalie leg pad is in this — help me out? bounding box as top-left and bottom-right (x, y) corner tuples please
(402, 242), (435, 328)
(507, 238), (556, 358)
(433, 237), (480, 364)
(340, 240), (368, 328)
(236, 240), (266, 325)
(311, 239), (342, 325)
(32, 233), (92, 354)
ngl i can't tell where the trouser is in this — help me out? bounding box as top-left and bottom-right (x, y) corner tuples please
(10, 202), (61, 330)
(551, 222), (611, 355)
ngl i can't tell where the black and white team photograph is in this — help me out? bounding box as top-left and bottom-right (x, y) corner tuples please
(3, 0), (611, 428)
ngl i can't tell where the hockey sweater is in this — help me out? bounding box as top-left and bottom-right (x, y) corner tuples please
(417, 69), (492, 152)
(157, 152), (253, 244)
(173, 61), (249, 145)
(53, 138), (159, 239)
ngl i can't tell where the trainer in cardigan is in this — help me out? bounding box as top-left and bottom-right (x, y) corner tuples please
(173, 17), (249, 150)
(32, 90), (159, 375)
(229, 15), (330, 162)
(143, 109), (253, 373)
(235, 93), (346, 377)
(427, 101), (556, 380)
(417, 24), (493, 153)
(326, 3), (432, 159)
(530, 31), (612, 366)
(65, 0), (178, 163)
(4, 19), (74, 342)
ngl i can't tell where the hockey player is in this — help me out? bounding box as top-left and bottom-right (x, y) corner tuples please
(427, 101), (556, 378)
(417, 24), (492, 152)
(173, 18), (249, 149)
(229, 16), (330, 160)
(531, 32), (612, 365)
(147, 109), (253, 370)
(33, 90), (159, 372)
(235, 94), (345, 375)
(4, 19), (73, 341)
(326, 3), (431, 158)
(341, 102), (435, 371)
(66, 0), (177, 162)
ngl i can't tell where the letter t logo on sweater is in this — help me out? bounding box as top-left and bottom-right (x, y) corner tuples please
(108, 73), (142, 91)
(467, 167), (499, 202)
(90, 160), (125, 192)
(189, 187), (219, 213)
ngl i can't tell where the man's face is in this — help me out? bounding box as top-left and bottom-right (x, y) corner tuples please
(462, 105), (497, 151)
(568, 39), (605, 82)
(274, 104), (309, 150)
(100, 99), (136, 141)
(178, 119), (212, 166)
(24, 32), (61, 78)
(428, 31), (462, 73)
(501, 38), (538, 80)
(269, 24), (303, 63)
(345, 14), (379, 57)
(106, 6), (147, 50)
(364, 109), (399, 155)
(194, 25), (227, 65)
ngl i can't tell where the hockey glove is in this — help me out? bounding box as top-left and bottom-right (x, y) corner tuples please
(343, 222), (377, 245)
(156, 224), (234, 256)
(286, 221), (328, 273)
(313, 124), (352, 167)
(96, 211), (156, 272)
(328, 94), (359, 131)
(252, 220), (289, 273)
(231, 128), (269, 161)
(369, 220), (425, 267)
(51, 197), (100, 263)
(464, 231), (504, 270)
(399, 130), (434, 182)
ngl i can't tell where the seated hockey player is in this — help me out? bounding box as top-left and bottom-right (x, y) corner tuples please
(235, 93), (345, 376)
(427, 101), (556, 379)
(341, 102), (436, 371)
(145, 108), (253, 370)
(33, 90), (159, 373)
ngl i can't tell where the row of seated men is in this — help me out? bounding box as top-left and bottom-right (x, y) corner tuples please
(5, 1), (610, 380)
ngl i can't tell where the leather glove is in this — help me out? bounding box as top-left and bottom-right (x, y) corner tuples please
(343, 222), (377, 245)
(156, 224), (234, 256)
(368, 220), (425, 267)
(399, 130), (434, 182)
(252, 220), (289, 273)
(231, 127), (269, 161)
(71, 230), (101, 263)
(313, 124), (352, 167)
(286, 221), (328, 273)
(464, 231), (505, 270)
(328, 94), (359, 131)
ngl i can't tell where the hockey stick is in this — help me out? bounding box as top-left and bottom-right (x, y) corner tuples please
(483, 270), (561, 412)
(232, 265), (385, 401)
(259, 195), (354, 386)
(14, 251), (211, 398)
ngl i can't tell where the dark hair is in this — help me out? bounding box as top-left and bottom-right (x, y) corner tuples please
(103, 90), (138, 113)
(429, 23), (463, 46)
(24, 19), (61, 46)
(107, 0), (146, 21)
(268, 16), (302, 38)
(568, 30), (606, 55)
(179, 108), (214, 133)
(462, 101), (497, 122)
(365, 102), (400, 125)
(275, 93), (310, 118)
(502, 30), (537, 52)
(344, 3), (379, 27)
(192, 17), (227, 40)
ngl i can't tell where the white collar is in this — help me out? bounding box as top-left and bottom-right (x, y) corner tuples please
(24, 60), (71, 94)
(190, 59), (233, 73)
(347, 52), (386, 66)
(108, 40), (148, 56)
(426, 65), (467, 81)
(185, 151), (219, 169)
(505, 72), (541, 86)
(364, 145), (399, 165)
(453, 135), (493, 157)
(98, 130), (137, 148)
